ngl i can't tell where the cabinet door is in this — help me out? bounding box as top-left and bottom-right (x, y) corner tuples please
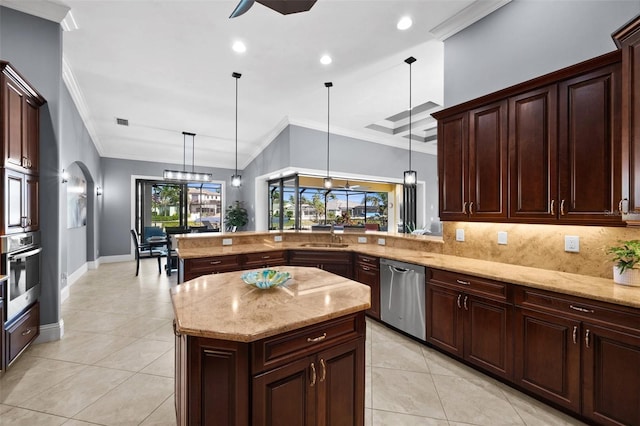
(438, 112), (469, 220)
(558, 63), (622, 224)
(582, 323), (640, 426)
(354, 264), (379, 320)
(25, 174), (38, 231)
(4, 168), (24, 234)
(426, 282), (463, 357)
(468, 101), (508, 219)
(24, 97), (39, 172)
(3, 79), (25, 168)
(322, 262), (352, 280)
(464, 296), (512, 379)
(253, 356), (316, 426)
(316, 338), (365, 426)
(508, 85), (558, 221)
(514, 308), (581, 412)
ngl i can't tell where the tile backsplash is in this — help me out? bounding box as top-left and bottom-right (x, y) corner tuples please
(442, 222), (640, 279)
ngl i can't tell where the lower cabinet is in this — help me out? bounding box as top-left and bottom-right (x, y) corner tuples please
(179, 254), (242, 282)
(242, 250), (287, 269)
(175, 312), (366, 426)
(353, 255), (380, 319)
(288, 250), (353, 279)
(5, 301), (39, 367)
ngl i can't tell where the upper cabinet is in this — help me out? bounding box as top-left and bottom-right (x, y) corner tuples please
(613, 15), (640, 223)
(1, 62), (45, 175)
(434, 51), (624, 226)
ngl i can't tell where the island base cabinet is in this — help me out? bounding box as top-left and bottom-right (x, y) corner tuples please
(582, 323), (640, 426)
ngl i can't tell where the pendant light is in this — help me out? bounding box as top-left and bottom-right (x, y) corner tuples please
(163, 132), (213, 182)
(323, 82), (333, 189)
(403, 56), (417, 186)
(231, 72), (242, 188)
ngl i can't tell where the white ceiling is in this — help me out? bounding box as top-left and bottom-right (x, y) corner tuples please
(2, 0), (510, 170)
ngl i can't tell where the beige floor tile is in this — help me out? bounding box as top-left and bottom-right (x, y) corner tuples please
(74, 373), (174, 425)
(371, 367), (446, 419)
(0, 406), (68, 425)
(139, 395), (177, 425)
(372, 410), (450, 425)
(0, 403), (14, 414)
(62, 420), (104, 425)
(63, 309), (135, 334)
(365, 365), (372, 409)
(94, 338), (173, 372)
(421, 347), (486, 380)
(370, 335), (429, 373)
(432, 374), (524, 425)
(18, 365), (133, 417)
(139, 319), (175, 342)
(501, 387), (587, 426)
(365, 407), (373, 426)
(27, 330), (138, 364)
(140, 348), (175, 378)
(102, 316), (172, 339)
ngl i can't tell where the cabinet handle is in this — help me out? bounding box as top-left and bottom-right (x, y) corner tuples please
(310, 362), (317, 386)
(469, 202), (474, 215)
(569, 305), (594, 314)
(456, 279), (470, 286)
(550, 199), (555, 215)
(619, 198), (628, 214)
(361, 257), (371, 262)
(462, 202), (468, 215)
(585, 329), (591, 349)
(572, 326), (577, 344)
(362, 266), (370, 271)
(261, 255), (270, 259)
(209, 260), (221, 265)
(457, 294), (462, 309)
(560, 199), (566, 216)
(319, 359), (326, 382)
(463, 295), (468, 310)
(21, 328), (32, 336)
(307, 333), (327, 343)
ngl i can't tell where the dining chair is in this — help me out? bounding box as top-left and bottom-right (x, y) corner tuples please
(130, 229), (164, 276)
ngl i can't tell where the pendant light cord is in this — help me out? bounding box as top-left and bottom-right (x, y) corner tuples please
(327, 83), (330, 177)
(408, 60), (412, 172)
(235, 76), (238, 176)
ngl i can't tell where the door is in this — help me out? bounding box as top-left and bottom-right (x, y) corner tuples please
(558, 63), (622, 224)
(508, 85), (558, 221)
(438, 112), (469, 220)
(468, 101), (508, 219)
(3, 79), (25, 168)
(354, 264), (380, 319)
(514, 308), (581, 412)
(582, 323), (640, 426)
(426, 282), (463, 357)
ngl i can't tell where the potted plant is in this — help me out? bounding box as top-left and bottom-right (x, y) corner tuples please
(225, 201), (248, 231)
(607, 240), (640, 286)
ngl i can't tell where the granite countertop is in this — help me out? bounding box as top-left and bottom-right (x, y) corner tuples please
(177, 242), (640, 310)
(170, 266), (370, 342)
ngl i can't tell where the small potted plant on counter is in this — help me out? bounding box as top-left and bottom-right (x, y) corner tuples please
(225, 201), (248, 231)
(608, 240), (640, 286)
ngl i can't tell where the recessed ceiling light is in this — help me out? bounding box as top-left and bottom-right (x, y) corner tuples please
(232, 41), (246, 53)
(320, 55), (332, 65)
(397, 16), (412, 30)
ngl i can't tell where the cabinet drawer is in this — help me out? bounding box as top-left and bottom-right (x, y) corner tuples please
(6, 301), (39, 364)
(515, 286), (640, 332)
(430, 269), (508, 301)
(355, 254), (379, 269)
(186, 255), (240, 274)
(243, 250), (287, 268)
(289, 250), (352, 265)
(252, 312), (365, 373)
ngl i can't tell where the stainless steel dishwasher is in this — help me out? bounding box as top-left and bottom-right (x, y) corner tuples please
(380, 258), (426, 341)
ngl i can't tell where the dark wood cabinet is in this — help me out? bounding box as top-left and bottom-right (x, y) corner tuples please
(0, 278), (5, 372)
(180, 254), (242, 282)
(5, 301), (39, 367)
(2, 168), (38, 234)
(353, 254), (380, 319)
(242, 250), (287, 269)
(426, 269), (512, 379)
(288, 250), (353, 279)
(438, 112), (468, 221)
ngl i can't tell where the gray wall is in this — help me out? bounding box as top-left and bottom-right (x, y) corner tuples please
(444, 0), (640, 106)
(100, 157), (234, 256)
(1, 6), (63, 327)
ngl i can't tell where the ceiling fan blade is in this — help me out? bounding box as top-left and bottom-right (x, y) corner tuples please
(229, 0), (256, 18)
(256, 0), (317, 15)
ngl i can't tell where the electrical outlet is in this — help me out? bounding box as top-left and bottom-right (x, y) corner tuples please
(222, 238), (233, 246)
(565, 235), (579, 253)
(497, 231), (508, 245)
(378, 238), (386, 246)
(456, 228), (465, 242)
(358, 237), (367, 243)
(274, 235), (283, 242)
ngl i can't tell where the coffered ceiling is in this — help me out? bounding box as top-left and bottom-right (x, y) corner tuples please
(1, 0), (510, 170)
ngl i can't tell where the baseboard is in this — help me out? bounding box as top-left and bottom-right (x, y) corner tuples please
(61, 285), (70, 303)
(88, 258), (100, 270)
(99, 254), (133, 264)
(68, 263), (88, 286)
(35, 319), (64, 344)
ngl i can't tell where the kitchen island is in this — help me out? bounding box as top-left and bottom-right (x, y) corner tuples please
(170, 266), (370, 426)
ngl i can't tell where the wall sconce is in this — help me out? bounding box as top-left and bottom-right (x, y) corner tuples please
(96, 186), (103, 196)
(61, 169), (69, 183)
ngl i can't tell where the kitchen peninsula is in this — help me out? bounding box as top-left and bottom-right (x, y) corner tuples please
(170, 265), (370, 426)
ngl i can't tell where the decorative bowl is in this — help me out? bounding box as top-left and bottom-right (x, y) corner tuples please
(241, 269), (291, 289)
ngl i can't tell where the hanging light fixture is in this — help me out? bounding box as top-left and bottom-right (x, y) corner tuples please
(403, 56), (417, 186)
(323, 81), (333, 189)
(231, 72), (242, 188)
(163, 132), (213, 182)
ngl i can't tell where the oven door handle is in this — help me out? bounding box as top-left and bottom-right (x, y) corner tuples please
(9, 247), (43, 261)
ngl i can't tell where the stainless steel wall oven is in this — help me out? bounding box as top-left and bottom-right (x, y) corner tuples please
(1, 231), (41, 321)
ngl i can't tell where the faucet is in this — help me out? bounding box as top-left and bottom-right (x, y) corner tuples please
(330, 227), (342, 243)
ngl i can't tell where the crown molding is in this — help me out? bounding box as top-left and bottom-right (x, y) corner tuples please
(0, 0), (69, 23)
(429, 0), (512, 41)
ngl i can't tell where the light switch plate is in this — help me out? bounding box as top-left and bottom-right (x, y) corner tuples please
(456, 228), (465, 242)
(565, 235), (579, 252)
(498, 231), (508, 245)
(274, 235), (283, 242)
(358, 237), (367, 243)
(378, 238), (386, 246)
(222, 238), (233, 246)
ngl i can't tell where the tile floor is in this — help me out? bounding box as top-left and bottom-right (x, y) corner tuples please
(0, 259), (587, 425)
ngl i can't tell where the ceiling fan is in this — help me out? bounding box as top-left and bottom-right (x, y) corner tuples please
(230, 0), (317, 18)
(339, 181), (365, 191)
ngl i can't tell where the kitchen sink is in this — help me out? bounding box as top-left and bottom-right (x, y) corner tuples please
(300, 243), (349, 248)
